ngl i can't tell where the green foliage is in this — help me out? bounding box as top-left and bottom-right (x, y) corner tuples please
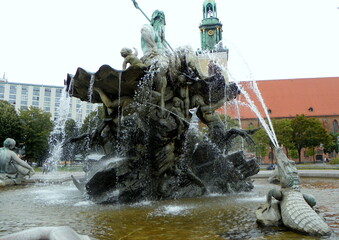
(289, 149), (299, 159)
(247, 117), (331, 162)
(19, 107), (53, 163)
(272, 119), (293, 149)
(323, 133), (339, 154)
(251, 128), (269, 160)
(291, 115), (332, 163)
(64, 118), (78, 139)
(63, 118), (79, 161)
(0, 100), (23, 145)
(80, 106), (103, 134)
(305, 148), (315, 158)
(219, 115), (239, 129)
(329, 158), (339, 165)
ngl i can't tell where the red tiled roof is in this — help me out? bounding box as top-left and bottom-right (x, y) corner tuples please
(220, 77), (339, 119)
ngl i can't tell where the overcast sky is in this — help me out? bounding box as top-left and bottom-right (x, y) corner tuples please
(1, 0), (339, 86)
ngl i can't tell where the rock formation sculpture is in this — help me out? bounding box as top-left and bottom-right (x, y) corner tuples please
(68, 7), (259, 203)
(256, 147), (331, 236)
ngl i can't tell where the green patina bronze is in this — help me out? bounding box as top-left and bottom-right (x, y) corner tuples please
(199, 0), (226, 51)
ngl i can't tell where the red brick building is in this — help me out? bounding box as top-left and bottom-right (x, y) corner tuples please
(219, 77), (339, 162)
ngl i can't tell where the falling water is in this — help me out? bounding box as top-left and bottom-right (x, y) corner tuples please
(251, 81), (278, 146)
(221, 39), (279, 148)
(236, 82), (279, 148)
(44, 85), (72, 170)
(115, 71), (123, 156)
(117, 71), (122, 126)
(88, 74), (95, 103)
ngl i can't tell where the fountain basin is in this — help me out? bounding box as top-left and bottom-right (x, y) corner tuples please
(0, 178), (338, 239)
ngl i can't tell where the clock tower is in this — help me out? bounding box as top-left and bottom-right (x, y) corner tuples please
(197, 0), (228, 78)
(199, 0), (226, 52)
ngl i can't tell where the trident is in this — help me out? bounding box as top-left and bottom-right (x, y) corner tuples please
(131, 0), (174, 52)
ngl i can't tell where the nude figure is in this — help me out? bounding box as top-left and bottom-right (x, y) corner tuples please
(0, 138), (35, 178)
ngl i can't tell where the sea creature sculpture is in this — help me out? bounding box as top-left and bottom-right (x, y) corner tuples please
(66, 4), (260, 203)
(256, 147), (331, 236)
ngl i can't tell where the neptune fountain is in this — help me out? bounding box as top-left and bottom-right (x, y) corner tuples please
(66, 1), (332, 237)
(67, 5), (259, 203)
(0, 2), (335, 239)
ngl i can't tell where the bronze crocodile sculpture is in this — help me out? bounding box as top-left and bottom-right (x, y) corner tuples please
(256, 147), (331, 236)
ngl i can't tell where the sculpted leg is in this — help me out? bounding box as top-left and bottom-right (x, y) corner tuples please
(303, 193), (317, 207)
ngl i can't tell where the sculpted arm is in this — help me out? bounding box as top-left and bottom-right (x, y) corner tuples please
(10, 152), (34, 171)
(266, 188), (282, 206)
(122, 58), (128, 70)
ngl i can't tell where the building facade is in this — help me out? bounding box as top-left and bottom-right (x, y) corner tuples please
(0, 77), (98, 122)
(220, 77), (339, 163)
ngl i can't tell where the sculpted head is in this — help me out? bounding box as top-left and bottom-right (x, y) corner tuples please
(275, 147), (300, 189)
(150, 10), (166, 26)
(3, 138), (16, 149)
(120, 48), (132, 58)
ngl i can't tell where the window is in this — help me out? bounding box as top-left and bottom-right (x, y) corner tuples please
(0, 86), (4, 93)
(0, 94), (4, 99)
(21, 87), (28, 95)
(32, 96), (39, 101)
(56, 88), (62, 97)
(10, 85), (16, 94)
(32, 101), (39, 106)
(21, 95), (28, 101)
(44, 102), (50, 107)
(20, 106), (28, 110)
(333, 120), (338, 133)
(248, 122), (253, 129)
(44, 107), (50, 112)
(33, 87), (40, 96)
(44, 88), (51, 96)
(21, 100), (28, 106)
(9, 94), (16, 100)
(44, 97), (51, 102)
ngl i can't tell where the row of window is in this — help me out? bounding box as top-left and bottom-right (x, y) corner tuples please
(0, 85), (62, 97)
(0, 85), (97, 121)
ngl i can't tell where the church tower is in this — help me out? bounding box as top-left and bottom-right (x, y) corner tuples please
(199, 0), (226, 52)
(197, 0), (228, 78)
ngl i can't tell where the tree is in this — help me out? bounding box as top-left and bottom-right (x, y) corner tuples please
(62, 118), (79, 163)
(0, 100), (23, 145)
(291, 115), (331, 163)
(323, 133), (339, 155)
(19, 107), (53, 164)
(80, 107), (103, 134)
(272, 119), (293, 156)
(251, 128), (270, 163)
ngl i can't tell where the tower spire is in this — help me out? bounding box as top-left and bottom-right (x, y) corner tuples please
(199, 0), (226, 52)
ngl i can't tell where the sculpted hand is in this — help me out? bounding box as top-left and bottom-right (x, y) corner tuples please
(261, 203), (271, 213)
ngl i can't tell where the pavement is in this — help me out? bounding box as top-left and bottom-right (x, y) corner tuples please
(253, 169), (339, 179)
(2, 168), (338, 187)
